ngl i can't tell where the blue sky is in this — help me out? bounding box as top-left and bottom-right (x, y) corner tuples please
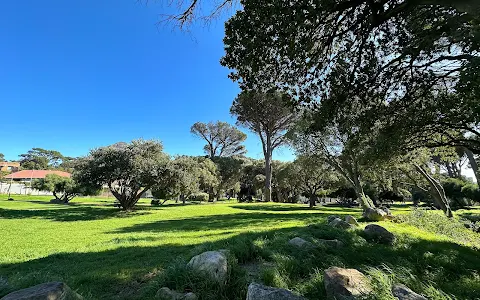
(0, 0), (294, 161)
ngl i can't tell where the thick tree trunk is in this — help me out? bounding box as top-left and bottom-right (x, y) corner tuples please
(414, 163), (453, 217)
(309, 193), (316, 208)
(465, 148), (480, 188)
(264, 138), (273, 202)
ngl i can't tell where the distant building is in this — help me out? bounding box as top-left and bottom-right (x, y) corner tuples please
(0, 162), (20, 173)
(4, 170), (71, 182)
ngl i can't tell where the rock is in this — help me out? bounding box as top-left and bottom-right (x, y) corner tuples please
(0, 277), (8, 289)
(187, 251), (228, 282)
(363, 224), (395, 245)
(392, 284), (427, 300)
(0, 282), (82, 300)
(329, 218), (353, 229)
(327, 215), (340, 223)
(288, 237), (312, 248)
(155, 287), (197, 300)
(317, 239), (344, 248)
(246, 283), (305, 300)
(380, 207), (392, 216)
(363, 207), (388, 221)
(324, 267), (372, 299)
(183, 293), (197, 300)
(345, 215), (359, 226)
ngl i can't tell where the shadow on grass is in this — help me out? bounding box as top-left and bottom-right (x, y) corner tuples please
(0, 206), (151, 222)
(1, 221), (479, 300)
(109, 212), (329, 234)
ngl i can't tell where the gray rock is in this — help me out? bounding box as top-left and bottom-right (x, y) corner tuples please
(246, 283), (305, 300)
(327, 215), (340, 223)
(363, 207), (388, 221)
(392, 284), (427, 300)
(156, 287), (197, 300)
(0, 277), (8, 289)
(324, 267), (372, 299)
(0, 282), (82, 300)
(329, 218), (353, 229)
(288, 237), (312, 248)
(317, 239), (344, 248)
(364, 224), (395, 245)
(345, 215), (359, 226)
(187, 251), (228, 282)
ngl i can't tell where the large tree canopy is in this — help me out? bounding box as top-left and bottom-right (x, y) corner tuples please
(221, 0), (480, 154)
(191, 121), (247, 158)
(74, 140), (170, 210)
(19, 148), (66, 170)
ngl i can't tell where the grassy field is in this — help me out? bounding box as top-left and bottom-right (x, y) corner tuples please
(0, 195), (479, 299)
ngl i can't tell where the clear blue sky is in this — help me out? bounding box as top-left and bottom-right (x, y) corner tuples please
(0, 1), (294, 161)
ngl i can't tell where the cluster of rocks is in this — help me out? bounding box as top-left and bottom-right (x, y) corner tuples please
(327, 214), (396, 245)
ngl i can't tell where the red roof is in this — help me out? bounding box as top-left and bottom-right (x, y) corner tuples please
(4, 170), (71, 179)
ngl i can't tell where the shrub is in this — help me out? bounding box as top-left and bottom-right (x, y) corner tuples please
(442, 178), (469, 208)
(461, 184), (480, 204)
(188, 192), (209, 202)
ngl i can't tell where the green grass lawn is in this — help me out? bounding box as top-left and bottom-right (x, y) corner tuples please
(0, 195), (479, 299)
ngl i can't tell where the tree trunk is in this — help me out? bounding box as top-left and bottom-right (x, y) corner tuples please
(414, 163), (453, 217)
(264, 153), (272, 202)
(465, 148), (480, 188)
(264, 135), (273, 202)
(309, 193), (316, 208)
(352, 175), (374, 209)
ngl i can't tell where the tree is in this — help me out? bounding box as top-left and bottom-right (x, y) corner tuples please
(191, 121), (247, 158)
(212, 156), (244, 200)
(231, 90), (295, 202)
(221, 0), (480, 154)
(153, 156), (219, 204)
(151, 0), (479, 29)
(19, 148), (65, 170)
(74, 140), (170, 210)
(289, 156), (338, 208)
(32, 174), (99, 204)
(0, 153), (4, 162)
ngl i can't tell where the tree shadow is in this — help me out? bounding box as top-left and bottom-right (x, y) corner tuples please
(0, 206), (151, 222)
(109, 212), (330, 235)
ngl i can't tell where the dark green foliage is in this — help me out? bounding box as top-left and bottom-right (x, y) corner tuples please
(74, 140), (169, 210)
(32, 174), (99, 203)
(442, 178), (472, 208)
(461, 183), (480, 203)
(19, 148), (66, 170)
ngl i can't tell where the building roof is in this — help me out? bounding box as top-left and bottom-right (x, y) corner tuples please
(4, 170), (71, 179)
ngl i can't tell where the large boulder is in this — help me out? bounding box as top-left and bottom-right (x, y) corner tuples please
(345, 215), (359, 226)
(156, 287), (197, 300)
(363, 224), (395, 245)
(246, 283), (305, 300)
(392, 284), (427, 300)
(187, 251), (228, 282)
(324, 267), (372, 299)
(288, 237), (312, 248)
(363, 207), (389, 221)
(0, 282), (82, 300)
(329, 218), (353, 229)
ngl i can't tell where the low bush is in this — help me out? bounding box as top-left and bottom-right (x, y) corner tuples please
(188, 192), (209, 202)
